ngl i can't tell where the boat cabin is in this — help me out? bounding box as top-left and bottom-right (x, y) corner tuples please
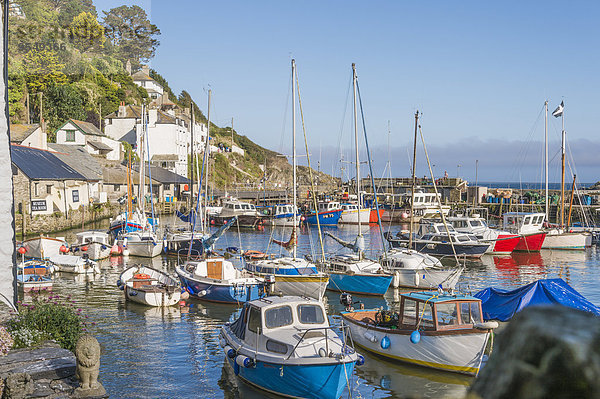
(503, 212), (545, 234)
(185, 258), (238, 281)
(317, 201), (341, 212)
(275, 204), (296, 216)
(341, 203), (361, 211)
(228, 296), (329, 354)
(399, 292), (483, 331)
(447, 216), (488, 233)
(76, 231), (110, 245)
(248, 258), (318, 276)
(221, 199), (259, 216)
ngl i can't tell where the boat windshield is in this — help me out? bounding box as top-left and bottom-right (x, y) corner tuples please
(436, 303), (458, 327)
(247, 306), (261, 333)
(460, 302), (482, 324)
(265, 306), (293, 329)
(297, 304), (325, 324)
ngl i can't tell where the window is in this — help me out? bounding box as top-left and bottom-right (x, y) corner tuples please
(65, 130), (76, 142)
(436, 303), (458, 326)
(265, 306), (293, 328)
(460, 302), (482, 325)
(247, 306), (261, 333)
(419, 302), (435, 330)
(34, 182), (38, 197)
(266, 339), (288, 354)
(401, 299), (417, 327)
(471, 220), (482, 227)
(46, 185), (52, 194)
(524, 216), (531, 225)
(114, 184), (120, 191)
(297, 305), (325, 324)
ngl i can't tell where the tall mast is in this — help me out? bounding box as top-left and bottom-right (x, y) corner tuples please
(190, 106), (194, 224)
(139, 105), (146, 216)
(544, 100), (548, 220)
(409, 111), (419, 250)
(204, 89), (211, 231)
(292, 59), (297, 259)
(560, 109), (565, 228)
(352, 63), (362, 240)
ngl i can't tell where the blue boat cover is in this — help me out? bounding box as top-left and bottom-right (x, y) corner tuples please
(475, 278), (600, 321)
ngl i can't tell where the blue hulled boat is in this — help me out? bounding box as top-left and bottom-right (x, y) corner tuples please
(220, 296), (362, 399)
(326, 254), (393, 296)
(303, 201), (343, 226)
(176, 257), (267, 304)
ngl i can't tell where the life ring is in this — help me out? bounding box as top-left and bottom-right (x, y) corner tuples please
(134, 273), (151, 280)
(243, 250), (268, 260)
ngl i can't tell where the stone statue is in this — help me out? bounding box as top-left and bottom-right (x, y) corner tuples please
(74, 334), (106, 398)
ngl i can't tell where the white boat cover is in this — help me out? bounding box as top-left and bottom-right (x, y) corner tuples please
(0, 15), (16, 309)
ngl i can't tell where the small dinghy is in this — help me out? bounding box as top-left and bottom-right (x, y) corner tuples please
(48, 254), (100, 274)
(341, 291), (498, 375)
(17, 260), (53, 292)
(117, 265), (182, 307)
(220, 296), (363, 399)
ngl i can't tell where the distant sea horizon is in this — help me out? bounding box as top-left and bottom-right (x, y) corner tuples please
(477, 182), (595, 190)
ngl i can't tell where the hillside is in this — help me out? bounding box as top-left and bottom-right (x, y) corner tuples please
(7, 1), (339, 191)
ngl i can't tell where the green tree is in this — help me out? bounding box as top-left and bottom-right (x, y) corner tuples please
(23, 49), (67, 93)
(69, 12), (105, 53)
(178, 90), (206, 122)
(8, 75), (26, 122)
(103, 5), (160, 67)
(48, 0), (97, 27)
(43, 84), (86, 138)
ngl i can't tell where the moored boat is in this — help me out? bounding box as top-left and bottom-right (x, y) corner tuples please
(120, 230), (163, 258)
(220, 295), (362, 399)
(212, 198), (264, 229)
(48, 254), (100, 274)
(325, 254), (393, 296)
(379, 248), (461, 289)
(117, 265), (182, 307)
(339, 203), (371, 224)
(176, 257), (267, 304)
(448, 215), (520, 255)
(21, 235), (67, 259)
(303, 201), (343, 226)
(502, 212), (547, 252)
(17, 260), (53, 292)
(341, 291), (497, 375)
(73, 231), (112, 260)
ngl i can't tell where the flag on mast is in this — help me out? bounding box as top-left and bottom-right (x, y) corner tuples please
(552, 101), (564, 118)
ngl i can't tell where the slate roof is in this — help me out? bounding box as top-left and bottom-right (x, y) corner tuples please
(69, 119), (104, 137)
(10, 124), (40, 143)
(104, 104), (142, 120)
(133, 164), (189, 184)
(131, 70), (154, 81)
(151, 154), (179, 161)
(47, 144), (103, 181)
(102, 164), (158, 185)
(11, 144), (86, 181)
(87, 140), (113, 151)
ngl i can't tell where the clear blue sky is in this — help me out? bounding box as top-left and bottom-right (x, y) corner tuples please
(95, 1), (600, 184)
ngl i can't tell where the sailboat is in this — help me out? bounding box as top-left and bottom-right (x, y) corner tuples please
(540, 101), (592, 250)
(324, 64), (392, 296)
(120, 105), (162, 258)
(164, 107), (209, 256)
(245, 59), (329, 300)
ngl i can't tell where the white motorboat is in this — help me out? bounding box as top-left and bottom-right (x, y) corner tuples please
(48, 254), (100, 274)
(246, 257), (329, 300)
(379, 248), (461, 289)
(73, 231), (112, 260)
(220, 295), (362, 399)
(21, 235), (67, 259)
(339, 203), (371, 224)
(341, 291), (497, 375)
(270, 204), (300, 227)
(448, 215), (521, 254)
(213, 198), (263, 228)
(541, 228), (592, 250)
(117, 265), (182, 307)
(120, 230), (163, 258)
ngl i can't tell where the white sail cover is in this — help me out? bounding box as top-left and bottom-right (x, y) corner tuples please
(0, 10), (16, 308)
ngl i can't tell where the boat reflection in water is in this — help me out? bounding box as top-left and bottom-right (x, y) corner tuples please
(356, 350), (471, 398)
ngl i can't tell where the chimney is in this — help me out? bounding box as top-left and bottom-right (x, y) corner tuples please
(125, 60), (132, 75)
(118, 103), (126, 118)
(141, 65), (150, 75)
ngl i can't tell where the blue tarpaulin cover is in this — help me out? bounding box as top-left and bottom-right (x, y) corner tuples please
(474, 278), (600, 321)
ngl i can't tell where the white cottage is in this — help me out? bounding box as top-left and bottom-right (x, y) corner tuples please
(131, 65), (164, 99)
(10, 123), (47, 150)
(54, 119), (121, 161)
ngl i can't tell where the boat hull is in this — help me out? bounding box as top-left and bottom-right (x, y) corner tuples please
(343, 310), (489, 375)
(391, 268), (461, 290)
(303, 210), (342, 226)
(213, 215), (263, 229)
(541, 231), (592, 250)
(17, 276), (53, 292)
(163, 236), (205, 257)
(21, 236), (65, 259)
(178, 274), (265, 304)
(339, 208), (371, 224)
(122, 240), (163, 258)
(227, 356), (355, 399)
(513, 232), (546, 252)
(369, 209), (385, 223)
(124, 285), (181, 307)
(488, 234), (521, 255)
(327, 272), (393, 296)
(387, 239), (489, 259)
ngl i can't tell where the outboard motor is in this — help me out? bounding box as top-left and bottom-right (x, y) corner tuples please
(264, 275), (276, 295)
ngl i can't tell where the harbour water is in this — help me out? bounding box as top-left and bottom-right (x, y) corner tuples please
(23, 219), (600, 398)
